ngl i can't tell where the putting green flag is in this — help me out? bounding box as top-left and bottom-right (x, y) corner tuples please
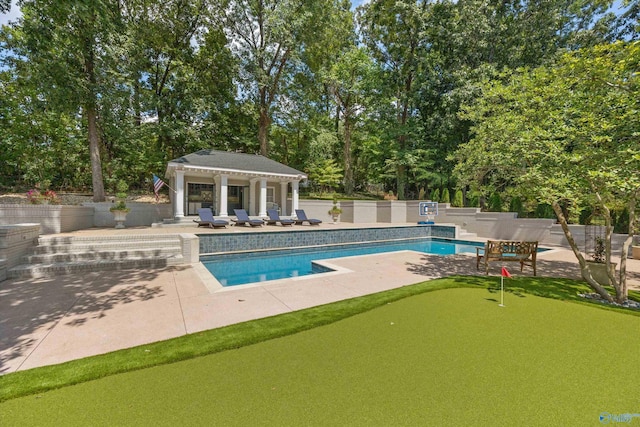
(499, 267), (510, 307)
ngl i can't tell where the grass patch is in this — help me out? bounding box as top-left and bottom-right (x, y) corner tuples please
(3, 283), (640, 425)
(1, 276), (638, 405)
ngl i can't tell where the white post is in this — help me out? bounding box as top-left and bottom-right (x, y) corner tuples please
(259, 178), (267, 217)
(219, 174), (228, 217)
(292, 180), (300, 213)
(280, 182), (288, 216)
(249, 178), (259, 216)
(500, 276), (505, 307)
(175, 170), (185, 218)
(214, 175), (221, 216)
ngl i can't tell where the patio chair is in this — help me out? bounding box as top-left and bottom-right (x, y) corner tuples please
(232, 209), (264, 227)
(294, 209), (322, 225)
(194, 208), (229, 228)
(266, 209), (295, 226)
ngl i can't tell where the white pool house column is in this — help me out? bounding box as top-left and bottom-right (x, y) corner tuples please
(174, 170), (185, 218)
(219, 174), (229, 217)
(249, 178), (259, 216)
(292, 180), (300, 213)
(280, 182), (288, 216)
(258, 178), (267, 217)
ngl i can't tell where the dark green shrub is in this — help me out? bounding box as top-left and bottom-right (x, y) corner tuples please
(441, 188), (450, 204)
(534, 203), (555, 219)
(452, 190), (464, 207)
(488, 193), (502, 212)
(509, 197), (524, 217)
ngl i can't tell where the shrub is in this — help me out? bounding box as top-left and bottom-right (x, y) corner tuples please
(418, 187), (426, 200)
(452, 190), (464, 207)
(441, 188), (450, 204)
(509, 197), (524, 217)
(488, 193), (502, 212)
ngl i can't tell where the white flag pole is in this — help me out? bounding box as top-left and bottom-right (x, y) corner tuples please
(499, 275), (505, 307)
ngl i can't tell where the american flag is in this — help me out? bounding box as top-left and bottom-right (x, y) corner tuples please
(153, 174), (166, 201)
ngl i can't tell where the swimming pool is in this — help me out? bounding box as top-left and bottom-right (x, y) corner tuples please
(201, 238), (483, 287)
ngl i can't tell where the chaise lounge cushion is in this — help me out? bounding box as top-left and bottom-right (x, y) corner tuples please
(232, 209), (264, 227)
(266, 209), (295, 226)
(194, 208), (229, 228)
(294, 209), (322, 225)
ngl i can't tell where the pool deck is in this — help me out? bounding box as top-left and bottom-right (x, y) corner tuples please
(2, 223), (639, 374)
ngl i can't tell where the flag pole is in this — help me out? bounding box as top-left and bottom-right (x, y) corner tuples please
(499, 275), (505, 307)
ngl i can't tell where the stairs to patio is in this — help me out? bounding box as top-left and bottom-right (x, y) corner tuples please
(8, 234), (186, 279)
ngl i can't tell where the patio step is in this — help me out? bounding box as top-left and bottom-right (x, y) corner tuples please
(23, 247), (182, 264)
(457, 230), (479, 240)
(31, 239), (181, 254)
(8, 234), (186, 279)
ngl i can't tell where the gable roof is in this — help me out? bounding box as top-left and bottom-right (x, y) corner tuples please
(167, 149), (306, 179)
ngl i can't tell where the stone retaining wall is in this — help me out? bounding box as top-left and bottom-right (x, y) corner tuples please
(0, 224), (41, 276)
(0, 205), (94, 234)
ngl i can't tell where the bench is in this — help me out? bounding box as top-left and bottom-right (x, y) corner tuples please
(476, 240), (538, 276)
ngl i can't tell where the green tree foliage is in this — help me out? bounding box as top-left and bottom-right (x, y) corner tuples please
(220, 0), (340, 157)
(358, 0), (428, 200)
(1, 0), (636, 205)
(325, 46), (375, 195)
(453, 41), (640, 303)
(307, 159), (344, 194)
(6, 0), (124, 200)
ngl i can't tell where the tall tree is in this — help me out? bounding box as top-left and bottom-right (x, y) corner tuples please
(358, 0), (427, 199)
(220, 0), (340, 157)
(325, 46), (374, 195)
(453, 41), (640, 303)
(9, 0), (123, 201)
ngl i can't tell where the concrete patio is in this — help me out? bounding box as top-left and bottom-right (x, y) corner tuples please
(1, 223), (639, 374)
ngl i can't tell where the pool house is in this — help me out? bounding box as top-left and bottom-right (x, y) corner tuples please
(164, 149), (307, 218)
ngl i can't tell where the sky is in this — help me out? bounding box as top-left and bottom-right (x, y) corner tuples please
(0, 0), (19, 26)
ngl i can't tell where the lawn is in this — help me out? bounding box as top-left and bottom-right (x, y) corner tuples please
(1, 277), (640, 426)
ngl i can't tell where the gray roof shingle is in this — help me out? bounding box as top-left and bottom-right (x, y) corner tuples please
(169, 150), (305, 177)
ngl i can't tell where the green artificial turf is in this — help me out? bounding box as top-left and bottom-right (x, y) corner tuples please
(2, 279), (640, 426)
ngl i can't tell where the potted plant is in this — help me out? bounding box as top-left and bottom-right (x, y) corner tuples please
(328, 195), (342, 224)
(109, 180), (130, 229)
(586, 236), (616, 285)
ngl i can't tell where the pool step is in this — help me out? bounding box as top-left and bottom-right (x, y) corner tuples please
(8, 234), (187, 279)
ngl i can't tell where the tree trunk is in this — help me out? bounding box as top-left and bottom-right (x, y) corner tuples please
(87, 104), (105, 202)
(83, 38), (105, 202)
(551, 201), (613, 302)
(343, 113), (353, 195)
(618, 193), (637, 303)
(258, 105), (270, 156)
(594, 191), (625, 302)
(397, 164), (406, 201)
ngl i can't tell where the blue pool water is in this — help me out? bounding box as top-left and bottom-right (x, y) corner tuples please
(201, 238), (483, 287)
